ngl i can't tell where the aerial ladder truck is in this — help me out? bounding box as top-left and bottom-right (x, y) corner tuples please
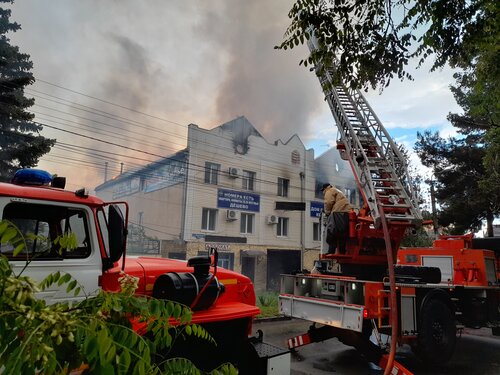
(279, 34), (500, 373)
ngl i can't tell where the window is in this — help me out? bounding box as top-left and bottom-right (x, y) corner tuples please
(1, 202), (91, 260)
(204, 162), (220, 185)
(217, 252), (234, 269)
(201, 208), (217, 231)
(277, 178), (289, 197)
(277, 217), (288, 237)
(242, 170), (256, 191)
(97, 209), (109, 257)
(313, 222), (321, 241)
(198, 251), (234, 270)
(345, 188), (357, 205)
(240, 213), (254, 234)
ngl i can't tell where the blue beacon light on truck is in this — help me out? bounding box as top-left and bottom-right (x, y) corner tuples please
(11, 169), (53, 186)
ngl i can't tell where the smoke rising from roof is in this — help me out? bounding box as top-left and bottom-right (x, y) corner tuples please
(27, 1), (321, 137)
(195, 1), (321, 140)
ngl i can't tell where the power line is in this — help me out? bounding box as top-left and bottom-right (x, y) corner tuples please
(27, 80), (320, 176)
(38, 121), (170, 158)
(3, 79), (323, 178)
(35, 78), (185, 127)
(3, 124), (331, 202)
(2, 80), (344, 197)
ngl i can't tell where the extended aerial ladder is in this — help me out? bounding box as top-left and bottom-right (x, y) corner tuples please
(281, 34), (424, 375)
(306, 35), (422, 271)
(309, 37), (422, 228)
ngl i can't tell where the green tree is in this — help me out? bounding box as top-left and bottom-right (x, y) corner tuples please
(0, 1), (54, 181)
(277, 0), (496, 90)
(415, 130), (496, 235)
(277, 0), (499, 235)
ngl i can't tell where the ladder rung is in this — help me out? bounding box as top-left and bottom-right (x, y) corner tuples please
(381, 204), (411, 208)
(368, 167), (390, 172)
(385, 215), (415, 220)
(372, 178), (397, 182)
(375, 186), (402, 190)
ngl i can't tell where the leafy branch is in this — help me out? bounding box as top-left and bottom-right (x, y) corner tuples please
(0, 220), (236, 374)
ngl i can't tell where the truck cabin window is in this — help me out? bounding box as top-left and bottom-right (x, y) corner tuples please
(1, 202), (91, 260)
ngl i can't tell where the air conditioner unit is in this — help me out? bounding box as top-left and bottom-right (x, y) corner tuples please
(266, 215), (279, 225)
(226, 209), (238, 221)
(228, 167), (239, 178)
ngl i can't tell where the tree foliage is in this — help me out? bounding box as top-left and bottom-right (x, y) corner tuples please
(0, 220), (236, 375)
(278, 0), (499, 234)
(277, 0), (496, 90)
(0, 1), (54, 181)
(415, 129), (497, 235)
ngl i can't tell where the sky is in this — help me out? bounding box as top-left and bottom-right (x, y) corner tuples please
(7, 0), (461, 204)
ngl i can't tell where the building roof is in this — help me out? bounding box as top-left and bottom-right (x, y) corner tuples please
(95, 149), (188, 191)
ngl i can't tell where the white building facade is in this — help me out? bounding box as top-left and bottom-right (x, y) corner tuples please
(95, 116), (358, 291)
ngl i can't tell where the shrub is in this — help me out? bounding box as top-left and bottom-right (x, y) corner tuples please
(0, 220), (236, 374)
(256, 291), (279, 318)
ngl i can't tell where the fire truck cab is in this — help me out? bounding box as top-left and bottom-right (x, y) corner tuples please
(0, 169), (290, 374)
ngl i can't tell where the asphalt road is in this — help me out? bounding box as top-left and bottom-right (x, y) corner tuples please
(253, 318), (500, 375)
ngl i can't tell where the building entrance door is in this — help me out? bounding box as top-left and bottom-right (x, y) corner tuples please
(241, 256), (256, 283)
(266, 249), (300, 291)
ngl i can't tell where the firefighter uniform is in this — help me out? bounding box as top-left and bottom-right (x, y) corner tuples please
(321, 184), (352, 254)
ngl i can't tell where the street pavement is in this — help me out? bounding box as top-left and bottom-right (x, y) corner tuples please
(253, 318), (500, 375)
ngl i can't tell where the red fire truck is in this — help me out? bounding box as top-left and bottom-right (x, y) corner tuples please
(278, 34), (500, 373)
(1, 168), (290, 374)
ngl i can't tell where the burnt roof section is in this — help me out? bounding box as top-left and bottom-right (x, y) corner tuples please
(218, 116), (262, 155)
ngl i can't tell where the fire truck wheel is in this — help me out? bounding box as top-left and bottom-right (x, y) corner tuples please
(414, 298), (456, 365)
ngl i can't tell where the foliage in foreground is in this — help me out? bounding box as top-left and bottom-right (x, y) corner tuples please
(0, 220), (236, 374)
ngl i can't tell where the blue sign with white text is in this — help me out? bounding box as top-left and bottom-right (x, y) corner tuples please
(217, 189), (260, 212)
(310, 201), (324, 218)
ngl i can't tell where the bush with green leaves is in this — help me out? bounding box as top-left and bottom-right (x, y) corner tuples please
(0, 220), (237, 375)
(256, 291), (279, 318)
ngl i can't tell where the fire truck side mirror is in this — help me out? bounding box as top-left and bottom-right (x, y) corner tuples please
(108, 204), (126, 263)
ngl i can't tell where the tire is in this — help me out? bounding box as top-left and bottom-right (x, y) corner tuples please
(414, 298), (456, 365)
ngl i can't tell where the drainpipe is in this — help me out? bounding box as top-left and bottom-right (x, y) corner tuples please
(180, 151), (189, 242)
(300, 171), (305, 271)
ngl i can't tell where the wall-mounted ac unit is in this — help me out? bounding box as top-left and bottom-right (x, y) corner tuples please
(266, 215), (279, 224)
(228, 167), (239, 178)
(226, 209), (238, 221)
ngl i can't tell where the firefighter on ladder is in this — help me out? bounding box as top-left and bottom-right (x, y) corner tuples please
(321, 183), (352, 254)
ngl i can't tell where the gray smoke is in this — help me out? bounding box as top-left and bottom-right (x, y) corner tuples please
(8, 0), (324, 187)
(194, 1), (321, 141)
